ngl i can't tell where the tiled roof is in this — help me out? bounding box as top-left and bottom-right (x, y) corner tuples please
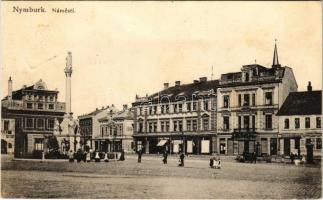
(277, 90), (322, 116)
(134, 80), (219, 105)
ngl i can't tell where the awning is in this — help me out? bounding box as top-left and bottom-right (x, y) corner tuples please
(157, 140), (167, 146)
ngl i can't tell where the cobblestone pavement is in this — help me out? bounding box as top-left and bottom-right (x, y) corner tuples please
(1, 154), (321, 199)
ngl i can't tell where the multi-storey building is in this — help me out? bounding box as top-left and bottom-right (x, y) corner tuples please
(78, 105), (118, 149)
(216, 44), (298, 156)
(1, 118), (15, 154)
(1, 77), (65, 157)
(277, 82), (321, 158)
(132, 77), (218, 154)
(95, 104), (134, 153)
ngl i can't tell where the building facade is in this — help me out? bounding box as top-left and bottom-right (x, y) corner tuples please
(78, 105), (118, 149)
(277, 83), (321, 158)
(95, 105), (134, 153)
(132, 77), (218, 154)
(216, 45), (298, 156)
(1, 118), (15, 154)
(1, 77), (65, 157)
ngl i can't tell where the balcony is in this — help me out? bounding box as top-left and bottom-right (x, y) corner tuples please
(233, 128), (256, 133)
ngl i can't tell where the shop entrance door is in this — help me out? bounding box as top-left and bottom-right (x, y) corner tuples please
(220, 143), (226, 154)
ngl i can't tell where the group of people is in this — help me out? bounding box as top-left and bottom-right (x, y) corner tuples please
(69, 149), (125, 163)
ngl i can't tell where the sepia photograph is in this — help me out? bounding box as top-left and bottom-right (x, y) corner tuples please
(1, 1), (322, 199)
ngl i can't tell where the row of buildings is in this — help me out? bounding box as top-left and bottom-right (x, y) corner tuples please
(1, 44), (321, 158)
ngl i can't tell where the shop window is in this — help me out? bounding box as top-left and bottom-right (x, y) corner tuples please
(223, 116), (229, 130)
(316, 117), (321, 128)
(223, 95), (229, 108)
(295, 118), (300, 129)
(265, 92), (273, 105)
(305, 117), (310, 128)
(265, 115), (272, 129)
(243, 94), (250, 106)
(284, 119), (289, 129)
(34, 138), (44, 151)
(316, 138), (322, 149)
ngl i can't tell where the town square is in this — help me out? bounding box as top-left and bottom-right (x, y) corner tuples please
(1, 1), (322, 199)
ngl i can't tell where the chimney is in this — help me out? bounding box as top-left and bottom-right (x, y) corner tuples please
(123, 104), (128, 110)
(193, 80), (199, 84)
(163, 83), (169, 89)
(307, 81), (312, 92)
(199, 77), (207, 82)
(175, 81), (181, 86)
(8, 77), (12, 101)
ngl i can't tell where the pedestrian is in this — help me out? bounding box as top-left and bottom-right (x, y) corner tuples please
(253, 151), (257, 164)
(104, 152), (109, 162)
(290, 152), (295, 164)
(209, 157), (214, 168)
(86, 151), (91, 162)
(138, 148), (142, 163)
(68, 150), (74, 162)
(178, 152), (185, 167)
(119, 149), (125, 161)
(163, 149), (168, 164)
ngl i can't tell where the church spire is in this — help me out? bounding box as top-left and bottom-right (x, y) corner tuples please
(272, 39), (281, 67)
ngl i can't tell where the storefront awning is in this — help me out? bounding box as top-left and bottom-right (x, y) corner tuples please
(157, 140), (167, 146)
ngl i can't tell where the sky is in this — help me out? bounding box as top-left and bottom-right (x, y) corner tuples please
(1, 1), (322, 117)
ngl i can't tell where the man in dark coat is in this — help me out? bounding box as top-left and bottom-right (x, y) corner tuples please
(179, 152), (185, 167)
(119, 149), (125, 161)
(138, 148), (142, 163)
(163, 150), (168, 164)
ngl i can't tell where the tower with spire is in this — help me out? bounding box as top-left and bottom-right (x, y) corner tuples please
(272, 39), (281, 68)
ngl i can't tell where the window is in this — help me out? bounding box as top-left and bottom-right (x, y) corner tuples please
(149, 107), (152, 115)
(295, 118), (300, 129)
(316, 138), (322, 149)
(26, 118), (33, 128)
(305, 117), (310, 128)
(8, 143), (12, 149)
(265, 115), (272, 129)
(153, 122), (157, 132)
(38, 103), (43, 109)
(204, 101), (209, 110)
(244, 116), (250, 129)
(48, 119), (55, 129)
(149, 122), (153, 132)
(187, 103), (191, 112)
(161, 122), (165, 132)
(166, 105), (169, 113)
(252, 115), (255, 129)
(34, 138), (44, 151)
(238, 116), (241, 129)
(101, 127), (104, 137)
(187, 120), (192, 131)
(223, 95), (229, 108)
(223, 117), (229, 130)
(284, 119), (289, 129)
(173, 104), (178, 113)
(37, 119), (44, 128)
(179, 121), (183, 131)
(153, 106), (157, 114)
(252, 94), (256, 106)
(178, 104), (182, 112)
(138, 122), (143, 133)
(243, 94), (250, 106)
(265, 92), (273, 105)
(49, 96), (54, 101)
(192, 102), (197, 111)
(173, 121), (178, 132)
(4, 120), (9, 131)
(48, 104), (54, 110)
(245, 72), (249, 82)
(165, 121), (170, 132)
(27, 103), (33, 109)
(139, 107), (142, 115)
(316, 117), (321, 128)
(238, 94), (241, 107)
(161, 105), (164, 114)
(192, 120), (197, 131)
(203, 118), (209, 130)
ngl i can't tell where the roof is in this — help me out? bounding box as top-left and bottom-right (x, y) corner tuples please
(277, 90), (322, 116)
(133, 79), (219, 105)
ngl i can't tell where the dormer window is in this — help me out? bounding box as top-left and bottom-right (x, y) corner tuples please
(245, 72), (249, 82)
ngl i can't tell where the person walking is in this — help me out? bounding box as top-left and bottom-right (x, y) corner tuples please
(138, 148), (142, 163)
(119, 149), (125, 161)
(178, 152), (185, 167)
(253, 151), (257, 164)
(163, 149), (168, 164)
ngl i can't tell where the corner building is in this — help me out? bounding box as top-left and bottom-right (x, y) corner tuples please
(132, 77), (218, 155)
(216, 45), (298, 156)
